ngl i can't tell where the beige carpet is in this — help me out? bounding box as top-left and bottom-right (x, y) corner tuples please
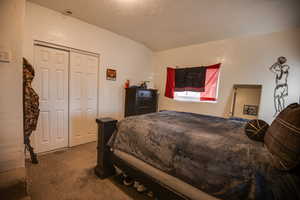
(26, 142), (148, 200)
(0, 167), (29, 200)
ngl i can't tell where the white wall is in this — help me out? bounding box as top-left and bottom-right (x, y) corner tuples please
(0, 0), (25, 172)
(154, 28), (300, 124)
(23, 2), (154, 121)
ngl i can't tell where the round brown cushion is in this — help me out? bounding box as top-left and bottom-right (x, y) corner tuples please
(245, 119), (269, 142)
(264, 103), (300, 171)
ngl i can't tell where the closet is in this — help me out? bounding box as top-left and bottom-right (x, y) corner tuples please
(33, 43), (99, 153)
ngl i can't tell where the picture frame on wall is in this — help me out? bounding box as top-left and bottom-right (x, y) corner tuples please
(106, 68), (116, 81)
(243, 105), (259, 116)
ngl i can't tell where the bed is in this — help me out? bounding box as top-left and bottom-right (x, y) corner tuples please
(95, 111), (300, 200)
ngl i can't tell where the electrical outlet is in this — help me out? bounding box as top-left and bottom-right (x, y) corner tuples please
(0, 49), (11, 63)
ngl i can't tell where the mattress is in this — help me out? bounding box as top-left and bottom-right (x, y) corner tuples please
(110, 111), (300, 200)
(114, 149), (219, 200)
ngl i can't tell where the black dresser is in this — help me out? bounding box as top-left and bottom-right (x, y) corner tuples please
(125, 88), (158, 117)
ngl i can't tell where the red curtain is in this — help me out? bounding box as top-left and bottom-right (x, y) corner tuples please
(200, 63), (221, 101)
(165, 67), (175, 98)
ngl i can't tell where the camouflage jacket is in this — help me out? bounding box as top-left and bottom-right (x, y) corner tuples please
(23, 58), (40, 137)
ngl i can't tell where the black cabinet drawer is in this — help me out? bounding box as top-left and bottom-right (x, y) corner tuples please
(136, 107), (156, 115)
(137, 99), (155, 107)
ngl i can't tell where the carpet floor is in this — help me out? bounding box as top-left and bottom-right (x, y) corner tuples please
(26, 142), (148, 200)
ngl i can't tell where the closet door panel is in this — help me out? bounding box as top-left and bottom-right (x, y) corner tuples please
(70, 53), (85, 146)
(34, 46), (69, 153)
(35, 48), (52, 152)
(86, 55), (98, 137)
(70, 52), (98, 146)
(52, 50), (69, 148)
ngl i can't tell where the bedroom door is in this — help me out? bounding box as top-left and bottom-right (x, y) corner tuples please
(69, 51), (98, 146)
(34, 45), (69, 153)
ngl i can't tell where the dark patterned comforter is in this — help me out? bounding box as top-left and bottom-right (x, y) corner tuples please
(109, 111), (300, 200)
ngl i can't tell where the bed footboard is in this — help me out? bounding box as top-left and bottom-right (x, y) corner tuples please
(95, 118), (117, 179)
(94, 117), (187, 199)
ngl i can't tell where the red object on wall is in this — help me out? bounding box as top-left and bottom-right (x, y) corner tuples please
(165, 67), (175, 98)
(200, 63), (221, 101)
(124, 80), (130, 88)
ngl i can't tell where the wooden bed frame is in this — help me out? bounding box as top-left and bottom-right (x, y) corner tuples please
(94, 118), (188, 200)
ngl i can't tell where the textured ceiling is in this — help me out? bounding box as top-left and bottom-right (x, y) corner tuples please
(29, 0), (300, 51)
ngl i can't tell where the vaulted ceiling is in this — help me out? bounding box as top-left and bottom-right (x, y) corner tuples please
(29, 0), (300, 51)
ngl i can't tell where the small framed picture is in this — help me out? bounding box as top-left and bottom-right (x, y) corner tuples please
(243, 105), (259, 116)
(106, 68), (116, 81)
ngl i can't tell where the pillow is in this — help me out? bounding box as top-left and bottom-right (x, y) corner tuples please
(245, 119), (269, 142)
(264, 103), (300, 171)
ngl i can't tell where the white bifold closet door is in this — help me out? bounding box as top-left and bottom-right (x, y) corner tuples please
(34, 45), (69, 153)
(69, 51), (98, 146)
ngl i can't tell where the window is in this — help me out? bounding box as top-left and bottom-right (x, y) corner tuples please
(165, 63), (221, 102)
(174, 83), (219, 103)
(174, 91), (201, 102)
